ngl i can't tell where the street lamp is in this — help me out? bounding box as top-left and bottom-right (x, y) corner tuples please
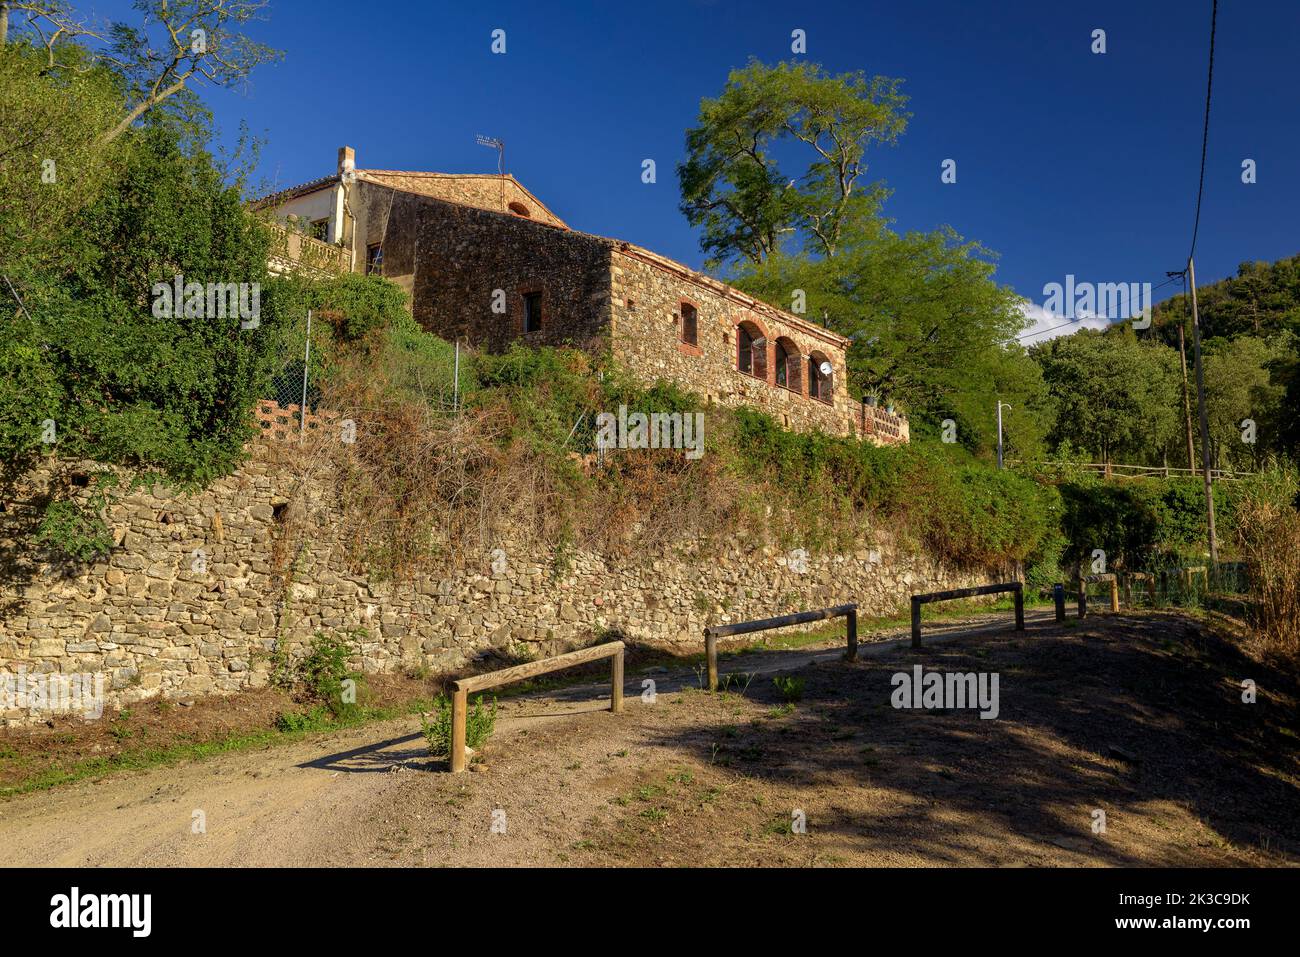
(996, 401), (1013, 469)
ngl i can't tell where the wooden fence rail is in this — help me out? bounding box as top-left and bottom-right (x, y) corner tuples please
(1009, 461), (1253, 481)
(1077, 573), (1120, 617)
(703, 605), (857, 692)
(448, 640), (625, 773)
(911, 582), (1023, 648)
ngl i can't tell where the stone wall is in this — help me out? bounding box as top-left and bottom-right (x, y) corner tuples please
(609, 247), (864, 438)
(366, 183), (613, 354)
(357, 171), (567, 228)
(0, 452), (995, 724)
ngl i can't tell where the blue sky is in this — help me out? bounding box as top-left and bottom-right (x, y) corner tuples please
(88, 0), (1299, 337)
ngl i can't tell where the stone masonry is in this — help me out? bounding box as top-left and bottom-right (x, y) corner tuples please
(256, 146), (910, 444)
(1, 448), (992, 724)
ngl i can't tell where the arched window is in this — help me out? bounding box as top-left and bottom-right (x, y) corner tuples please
(774, 337), (802, 393)
(736, 321), (766, 379)
(808, 352), (834, 403)
(508, 201), (531, 217)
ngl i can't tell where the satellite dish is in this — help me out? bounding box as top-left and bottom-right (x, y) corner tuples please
(818, 361), (833, 377)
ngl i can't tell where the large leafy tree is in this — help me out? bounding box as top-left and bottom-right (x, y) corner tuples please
(4, 121), (279, 484)
(1033, 331), (1183, 467)
(732, 222), (1047, 452)
(0, 41), (126, 276)
(1202, 336), (1286, 471)
(0, 0), (282, 144)
(678, 59), (908, 268)
(1, 19), (283, 486)
(677, 59), (1044, 457)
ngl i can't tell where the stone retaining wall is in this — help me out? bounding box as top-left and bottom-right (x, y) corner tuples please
(1, 453), (996, 724)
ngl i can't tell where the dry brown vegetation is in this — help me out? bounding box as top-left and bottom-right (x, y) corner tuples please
(262, 348), (801, 583)
(1234, 489), (1300, 656)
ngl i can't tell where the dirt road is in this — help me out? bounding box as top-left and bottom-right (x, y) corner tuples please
(1, 610), (1295, 867)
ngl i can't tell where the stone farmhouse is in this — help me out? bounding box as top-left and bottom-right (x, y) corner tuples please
(254, 146), (909, 444)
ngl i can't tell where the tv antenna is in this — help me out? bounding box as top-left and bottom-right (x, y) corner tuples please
(476, 134), (505, 211)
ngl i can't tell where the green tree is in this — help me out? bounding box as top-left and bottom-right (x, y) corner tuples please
(1033, 330), (1183, 467)
(732, 222), (1043, 453)
(1202, 336), (1285, 471)
(1, 42), (282, 485)
(677, 59), (908, 268)
(0, 0), (283, 145)
(678, 59), (1042, 457)
(0, 40), (126, 276)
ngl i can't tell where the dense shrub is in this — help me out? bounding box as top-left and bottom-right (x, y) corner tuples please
(1232, 470), (1300, 654)
(421, 694), (499, 756)
(1057, 475), (1260, 570)
(724, 407), (1056, 566)
(270, 630), (366, 719)
(2, 121), (278, 488)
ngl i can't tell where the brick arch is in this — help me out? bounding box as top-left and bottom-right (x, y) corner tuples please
(807, 349), (834, 403)
(773, 334), (805, 394)
(731, 312), (770, 342)
(734, 316), (770, 381)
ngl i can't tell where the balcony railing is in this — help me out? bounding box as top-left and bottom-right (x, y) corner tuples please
(263, 221), (349, 276)
(858, 403), (909, 444)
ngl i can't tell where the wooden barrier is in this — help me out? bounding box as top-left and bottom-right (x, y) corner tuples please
(703, 605), (857, 692)
(1123, 572), (1156, 607)
(1053, 583), (1066, 623)
(1078, 573), (1120, 616)
(910, 582), (1023, 649)
(448, 640), (625, 773)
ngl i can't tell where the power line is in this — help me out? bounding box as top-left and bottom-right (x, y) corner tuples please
(1013, 274), (1184, 342)
(1187, 0), (1218, 265)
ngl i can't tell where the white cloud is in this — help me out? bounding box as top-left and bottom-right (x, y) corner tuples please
(1015, 297), (1113, 346)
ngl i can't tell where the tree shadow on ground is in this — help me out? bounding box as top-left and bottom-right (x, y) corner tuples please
(629, 613), (1300, 865)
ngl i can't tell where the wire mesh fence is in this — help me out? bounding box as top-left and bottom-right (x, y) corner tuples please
(254, 308), (474, 445)
(1066, 560), (1252, 613)
(259, 309), (322, 437)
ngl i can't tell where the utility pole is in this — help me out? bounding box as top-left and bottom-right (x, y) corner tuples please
(1177, 319), (1197, 470)
(1168, 270), (1197, 471)
(996, 401), (1012, 469)
(1186, 258), (1218, 564)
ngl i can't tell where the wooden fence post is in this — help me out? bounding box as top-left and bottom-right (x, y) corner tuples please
(705, 630), (718, 692)
(1013, 582), (1025, 631)
(1109, 577), (1120, 612)
(450, 687), (468, 774)
(910, 596), (923, 649)
(611, 647), (624, 714)
(846, 607), (858, 662)
(1077, 564), (1087, 619)
(1053, 583), (1065, 623)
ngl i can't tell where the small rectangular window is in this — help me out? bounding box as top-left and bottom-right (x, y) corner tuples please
(309, 218), (329, 242)
(366, 243), (384, 276)
(523, 291), (543, 333)
(679, 303), (698, 346)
